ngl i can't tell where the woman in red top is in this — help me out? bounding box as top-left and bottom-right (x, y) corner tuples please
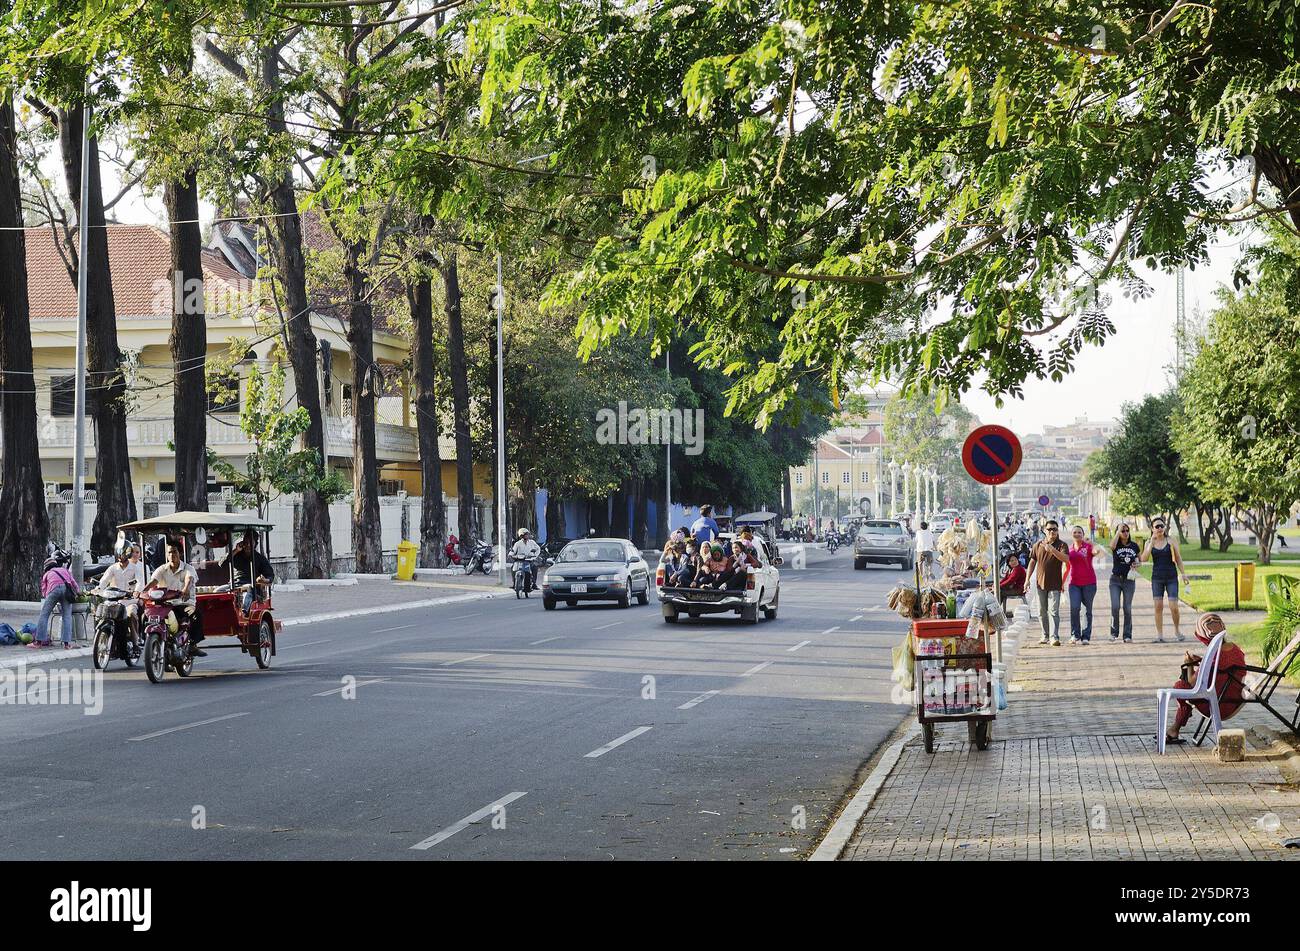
(998, 553), (1027, 613)
(1164, 613), (1246, 745)
(1066, 524), (1101, 643)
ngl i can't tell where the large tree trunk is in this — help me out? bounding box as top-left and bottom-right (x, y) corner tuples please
(164, 169), (208, 511)
(610, 483), (630, 538)
(410, 272), (445, 567)
(1216, 504), (1234, 552)
(261, 47), (332, 577)
(0, 97), (51, 597)
(783, 467), (793, 518)
(1245, 504), (1279, 566)
(344, 241), (383, 572)
(633, 476), (648, 549)
(545, 492), (565, 543)
(57, 103), (134, 555)
(443, 251), (474, 552)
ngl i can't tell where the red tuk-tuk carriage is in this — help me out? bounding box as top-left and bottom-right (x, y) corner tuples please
(118, 512), (283, 683)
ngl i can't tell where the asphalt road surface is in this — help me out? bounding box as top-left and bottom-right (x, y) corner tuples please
(0, 546), (915, 860)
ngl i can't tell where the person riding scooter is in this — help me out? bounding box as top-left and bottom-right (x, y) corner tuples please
(510, 528), (541, 592)
(143, 543), (205, 657)
(96, 542), (145, 651)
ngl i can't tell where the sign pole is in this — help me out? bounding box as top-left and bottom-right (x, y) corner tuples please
(990, 484), (1001, 663)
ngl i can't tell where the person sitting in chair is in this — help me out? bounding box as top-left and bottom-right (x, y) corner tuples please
(1162, 613), (1245, 746)
(219, 532), (275, 614)
(998, 553), (1027, 613)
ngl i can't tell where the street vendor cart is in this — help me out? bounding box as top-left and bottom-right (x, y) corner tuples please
(913, 618), (995, 753)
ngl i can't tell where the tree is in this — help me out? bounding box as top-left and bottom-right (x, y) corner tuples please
(408, 257), (446, 567)
(1174, 264), (1300, 566)
(207, 353), (346, 522)
(0, 91), (51, 598)
(1091, 392), (1199, 540)
(466, 1), (1300, 421)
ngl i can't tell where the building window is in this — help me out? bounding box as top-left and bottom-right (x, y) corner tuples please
(795, 472), (804, 485)
(821, 471), (829, 484)
(861, 471), (869, 483)
(842, 472), (850, 484)
(342, 383), (353, 418)
(50, 376), (75, 417)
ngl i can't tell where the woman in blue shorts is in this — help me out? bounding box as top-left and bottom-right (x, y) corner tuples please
(1141, 519), (1188, 642)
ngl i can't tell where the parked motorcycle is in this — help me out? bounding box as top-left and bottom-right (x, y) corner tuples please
(140, 588), (195, 683)
(91, 586), (141, 671)
(464, 539), (496, 575)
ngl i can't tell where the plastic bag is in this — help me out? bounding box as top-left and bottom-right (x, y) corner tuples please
(0, 622), (16, 646)
(890, 632), (915, 691)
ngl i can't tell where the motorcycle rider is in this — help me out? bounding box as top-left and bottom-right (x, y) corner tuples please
(219, 532), (274, 614)
(96, 543), (145, 650)
(509, 528), (541, 591)
(144, 543), (205, 657)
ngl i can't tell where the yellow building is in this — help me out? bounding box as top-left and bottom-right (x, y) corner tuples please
(24, 223), (489, 500)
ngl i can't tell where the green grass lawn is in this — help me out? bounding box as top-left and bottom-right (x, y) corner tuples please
(1227, 619), (1300, 688)
(1137, 563), (1300, 611)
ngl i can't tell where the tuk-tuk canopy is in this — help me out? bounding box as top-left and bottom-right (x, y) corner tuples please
(734, 511), (779, 526)
(117, 511), (273, 533)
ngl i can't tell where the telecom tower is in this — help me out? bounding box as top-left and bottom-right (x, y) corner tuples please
(1174, 268), (1187, 382)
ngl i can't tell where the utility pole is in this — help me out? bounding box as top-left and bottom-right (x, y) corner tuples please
(70, 87), (91, 580)
(665, 348), (671, 544)
(495, 253), (507, 587)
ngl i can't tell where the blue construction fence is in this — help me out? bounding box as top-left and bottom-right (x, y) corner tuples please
(532, 489), (734, 547)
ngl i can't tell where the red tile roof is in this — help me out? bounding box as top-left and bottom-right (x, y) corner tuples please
(24, 224), (254, 319)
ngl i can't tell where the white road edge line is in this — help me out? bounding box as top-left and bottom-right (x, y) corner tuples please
(584, 726), (652, 758)
(820, 626), (841, 635)
(279, 638), (331, 650)
(786, 640), (812, 653)
(313, 678), (388, 697)
(740, 661), (773, 677)
(442, 653), (491, 667)
(448, 613), (480, 620)
(808, 722), (919, 861)
(849, 615), (863, 622)
(529, 636), (563, 645)
(677, 690), (720, 710)
(592, 622), (623, 631)
(410, 791), (528, 851)
(127, 712), (250, 742)
(372, 624), (416, 634)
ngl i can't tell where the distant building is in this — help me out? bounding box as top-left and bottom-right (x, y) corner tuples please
(998, 417), (1115, 516)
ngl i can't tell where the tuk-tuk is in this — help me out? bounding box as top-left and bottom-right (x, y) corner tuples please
(733, 511), (782, 562)
(117, 511), (282, 683)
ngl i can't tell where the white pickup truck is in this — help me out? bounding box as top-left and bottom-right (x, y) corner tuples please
(655, 533), (782, 624)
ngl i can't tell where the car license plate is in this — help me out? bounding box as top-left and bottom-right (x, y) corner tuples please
(570, 583), (588, 593)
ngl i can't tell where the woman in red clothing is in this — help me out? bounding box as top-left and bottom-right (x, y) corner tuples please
(1163, 613), (1246, 745)
(998, 553), (1026, 613)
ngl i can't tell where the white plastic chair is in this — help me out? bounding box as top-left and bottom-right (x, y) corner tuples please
(1156, 630), (1226, 754)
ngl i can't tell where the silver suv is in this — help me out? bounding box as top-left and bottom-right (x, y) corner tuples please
(853, 519), (914, 571)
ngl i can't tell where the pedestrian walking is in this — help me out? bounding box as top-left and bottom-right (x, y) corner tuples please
(1141, 518), (1188, 641)
(1066, 525), (1102, 643)
(1108, 523), (1140, 642)
(1027, 520), (1069, 646)
(29, 555), (80, 649)
(915, 520), (936, 580)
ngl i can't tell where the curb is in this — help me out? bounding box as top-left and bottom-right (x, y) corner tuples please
(809, 721), (920, 861)
(0, 646), (92, 670)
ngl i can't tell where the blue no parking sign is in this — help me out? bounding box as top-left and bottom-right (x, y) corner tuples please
(961, 425), (1022, 486)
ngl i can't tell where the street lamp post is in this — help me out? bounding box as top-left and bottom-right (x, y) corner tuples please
(495, 253), (507, 587)
(888, 459), (898, 517)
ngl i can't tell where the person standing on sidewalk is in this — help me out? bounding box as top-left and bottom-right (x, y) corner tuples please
(28, 555), (80, 650)
(1108, 523), (1140, 642)
(915, 520), (936, 580)
(1066, 525), (1102, 643)
(1141, 518), (1188, 642)
(1028, 521), (1070, 645)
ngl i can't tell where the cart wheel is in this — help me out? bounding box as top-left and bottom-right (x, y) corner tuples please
(922, 722), (935, 754)
(254, 620), (273, 670)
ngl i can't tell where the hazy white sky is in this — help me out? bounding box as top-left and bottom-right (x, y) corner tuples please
(963, 233), (1248, 436)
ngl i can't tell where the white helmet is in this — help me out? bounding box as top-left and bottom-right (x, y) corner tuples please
(517, 528), (530, 538)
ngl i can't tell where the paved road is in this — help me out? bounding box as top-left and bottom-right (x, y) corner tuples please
(0, 547), (913, 860)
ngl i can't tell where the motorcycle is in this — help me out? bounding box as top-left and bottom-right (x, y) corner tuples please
(140, 588), (196, 683)
(464, 539), (496, 575)
(511, 557), (537, 598)
(91, 586), (142, 671)
(826, 530), (840, 554)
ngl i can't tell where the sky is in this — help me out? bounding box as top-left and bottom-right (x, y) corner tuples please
(962, 233), (1247, 437)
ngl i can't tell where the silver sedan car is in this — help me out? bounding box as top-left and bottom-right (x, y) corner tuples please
(853, 519), (914, 571)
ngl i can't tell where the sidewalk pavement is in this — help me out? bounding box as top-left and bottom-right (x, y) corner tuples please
(835, 579), (1300, 861)
(0, 573), (505, 666)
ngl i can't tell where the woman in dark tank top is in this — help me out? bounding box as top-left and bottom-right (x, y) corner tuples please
(1141, 519), (1187, 642)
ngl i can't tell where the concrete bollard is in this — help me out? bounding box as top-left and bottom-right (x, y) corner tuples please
(1217, 729), (1246, 762)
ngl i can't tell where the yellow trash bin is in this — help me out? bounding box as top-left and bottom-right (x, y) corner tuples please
(1237, 562), (1255, 602)
(396, 540), (418, 581)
